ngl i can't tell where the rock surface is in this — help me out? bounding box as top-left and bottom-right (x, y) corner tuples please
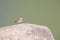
(0, 23), (55, 40)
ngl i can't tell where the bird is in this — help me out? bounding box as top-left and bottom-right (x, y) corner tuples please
(15, 17), (23, 23)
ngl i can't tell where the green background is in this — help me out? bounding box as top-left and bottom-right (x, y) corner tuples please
(0, 0), (60, 40)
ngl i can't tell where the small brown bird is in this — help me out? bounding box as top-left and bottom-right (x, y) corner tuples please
(15, 17), (23, 23)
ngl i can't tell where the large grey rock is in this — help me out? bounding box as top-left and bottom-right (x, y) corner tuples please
(0, 23), (55, 40)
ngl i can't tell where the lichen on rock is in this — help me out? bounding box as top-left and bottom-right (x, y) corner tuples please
(0, 23), (55, 40)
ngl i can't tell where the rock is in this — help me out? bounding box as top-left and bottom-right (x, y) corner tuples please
(0, 23), (55, 40)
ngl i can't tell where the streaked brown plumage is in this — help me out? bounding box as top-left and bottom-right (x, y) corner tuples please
(15, 17), (23, 23)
